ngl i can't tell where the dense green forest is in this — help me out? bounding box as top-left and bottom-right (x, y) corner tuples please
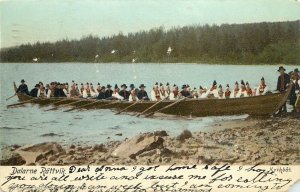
(1, 20), (299, 64)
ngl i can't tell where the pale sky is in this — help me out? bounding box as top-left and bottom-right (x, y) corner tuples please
(1, 0), (300, 48)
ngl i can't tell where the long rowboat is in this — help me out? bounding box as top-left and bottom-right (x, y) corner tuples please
(12, 82), (291, 117)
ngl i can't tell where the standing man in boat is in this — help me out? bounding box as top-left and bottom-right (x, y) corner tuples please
(245, 81), (253, 97)
(151, 83), (161, 101)
(16, 79), (30, 95)
(137, 84), (149, 100)
(276, 66), (290, 112)
(218, 85), (224, 98)
(119, 84), (130, 100)
(165, 83), (171, 97)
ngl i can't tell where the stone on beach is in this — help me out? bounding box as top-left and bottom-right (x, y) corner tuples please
(14, 142), (64, 165)
(176, 129), (192, 141)
(112, 133), (164, 159)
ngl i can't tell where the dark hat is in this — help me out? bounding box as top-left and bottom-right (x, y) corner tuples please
(65, 82), (68, 85)
(294, 68), (299, 73)
(97, 82), (100, 85)
(160, 83), (163, 86)
(139, 84), (146, 88)
(261, 77), (265, 81)
(35, 84), (40, 88)
(235, 81), (238, 85)
(114, 84), (118, 89)
(121, 84), (127, 88)
(101, 86), (105, 90)
(107, 84), (112, 88)
(241, 80), (245, 86)
(166, 82), (170, 86)
(129, 84), (135, 88)
(173, 84), (177, 87)
(90, 83), (93, 85)
(39, 81), (43, 85)
(226, 84), (229, 87)
(194, 87), (196, 90)
(219, 84), (222, 88)
(246, 81), (249, 85)
(86, 82), (89, 85)
(81, 83), (83, 85)
(200, 86), (203, 89)
(213, 80), (217, 86)
(155, 82), (158, 85)
(72, 80), (75, 83)
(182, 84), (186, 89)
(277, 66), (286, 72)
(21, 79), (25, 83)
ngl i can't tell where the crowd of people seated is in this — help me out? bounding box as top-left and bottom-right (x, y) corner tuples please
(15, 67), (300, 111)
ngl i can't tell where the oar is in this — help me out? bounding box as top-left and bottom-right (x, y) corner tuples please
(64, 99), (119, 112)
(44, 99), (85, 111)
(6, 93), (17, 101)
(7, 98), (38, 108)
(272, 83), (293, 115)
(136, 96), (169, 117)
(144, 97), (187, 117)
(115, 100), (140, 115)
(39, 98), (74, 108)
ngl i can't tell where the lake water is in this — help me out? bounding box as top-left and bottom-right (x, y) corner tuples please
(0, 63), (298, 148)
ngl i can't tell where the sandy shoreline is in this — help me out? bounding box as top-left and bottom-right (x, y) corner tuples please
(1, 113), (299, 166)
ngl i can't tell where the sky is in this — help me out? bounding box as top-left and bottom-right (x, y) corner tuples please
(1, 0), (300, 48)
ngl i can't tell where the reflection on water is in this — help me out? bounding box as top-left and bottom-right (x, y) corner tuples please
(0, 63), (298, 148)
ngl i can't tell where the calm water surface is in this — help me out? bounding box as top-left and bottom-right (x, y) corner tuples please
(0, 63), (298, 148)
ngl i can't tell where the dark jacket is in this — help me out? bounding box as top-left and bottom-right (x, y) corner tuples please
(29, 88), (39, 97)
(105, 90), (113, 98)
(180, 90), (191, 97)
(277, 73), (290, 92)
(290, 79), (299, 105)
(119, 90), (130, 100)
(17, 84), (30, 95)
(137, 90), (149, 100)
(54, 88), (66, 97)
(97, 92), (106, 100)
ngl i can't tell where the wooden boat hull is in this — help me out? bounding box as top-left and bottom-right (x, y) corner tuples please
(14, 90), (286, 117)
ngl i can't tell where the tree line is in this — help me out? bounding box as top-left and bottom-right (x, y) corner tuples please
(1, 20), (299, 64)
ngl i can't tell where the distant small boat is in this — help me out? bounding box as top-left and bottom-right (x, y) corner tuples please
(12, 82), (290, 117)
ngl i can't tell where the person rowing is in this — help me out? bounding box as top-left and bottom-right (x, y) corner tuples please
(218, 84), (224, 98)
(224, 84), (231, 99)
(151, 82), (161, 101)
(180, 84), (191, 98)
(207, 80), (218, 98)
(119, 84), (130, 100)
(97, 86), (106, 100)
(255, 77), (268, 96)
(232, 81), (239, 98)
(112, 84), (124, 100)
(16, 79), (30, 95)
(105, 84), (113, 98)
(137, 84), (149, 100)
(129, 84), (138, 102)
(170, 84), (179, 100)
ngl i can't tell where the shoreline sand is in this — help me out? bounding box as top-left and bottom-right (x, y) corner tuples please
(1, 113), (299, 166)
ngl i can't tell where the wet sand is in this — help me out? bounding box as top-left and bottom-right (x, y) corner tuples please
(1, 113), (299, 166)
